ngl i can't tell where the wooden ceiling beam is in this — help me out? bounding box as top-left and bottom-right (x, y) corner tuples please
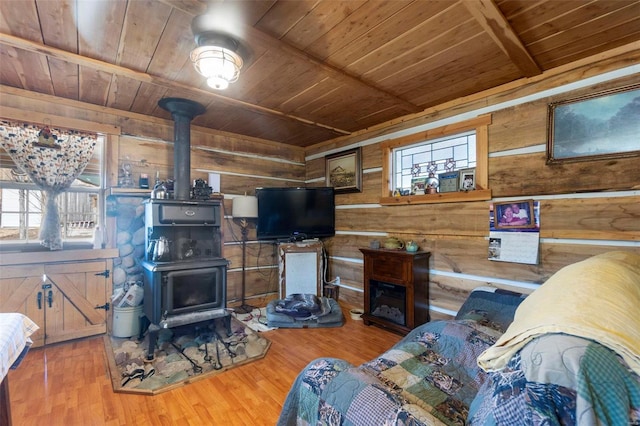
(0, 32), (350, 136)
(462, 0), (541, 77)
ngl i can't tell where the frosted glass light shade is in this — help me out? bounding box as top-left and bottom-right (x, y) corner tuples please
(190, 45), (243, 90)
(232, 195), (258, 219)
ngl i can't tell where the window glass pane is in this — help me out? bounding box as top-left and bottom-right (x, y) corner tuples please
(0, 136), (103, 244)
(401, 175), (412, 189)
(392, 130), (476, 191)
(401, 155), (414, 169)
(432, 147), (450, 162)
(3, 212), (19, 226)
(28, 212), (42, 227)
(60, 192), (98, 239)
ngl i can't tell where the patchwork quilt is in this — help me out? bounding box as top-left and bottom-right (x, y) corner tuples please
(469, 333), (640, 425)
(278, 319), (504, 425)
(278, 253), (640, 425)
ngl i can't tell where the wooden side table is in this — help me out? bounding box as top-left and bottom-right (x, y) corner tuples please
(359, 248), (430, 335)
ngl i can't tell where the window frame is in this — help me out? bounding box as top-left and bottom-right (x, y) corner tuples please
(0, 127), (107, 249)
(380, 114), (492, 205)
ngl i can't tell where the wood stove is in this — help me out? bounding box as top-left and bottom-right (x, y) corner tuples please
(141, 199), (229, 360)
(140, 97), (230, 360)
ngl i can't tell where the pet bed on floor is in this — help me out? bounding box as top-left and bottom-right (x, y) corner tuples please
(267, 294), (344, 328)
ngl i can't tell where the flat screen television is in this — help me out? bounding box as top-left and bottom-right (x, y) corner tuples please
(256, 187), (335, 241)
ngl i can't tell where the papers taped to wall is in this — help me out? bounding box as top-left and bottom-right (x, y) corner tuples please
(488, 201), (540, 265)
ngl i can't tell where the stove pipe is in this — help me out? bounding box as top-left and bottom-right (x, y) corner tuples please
(158, 98), (206, 200)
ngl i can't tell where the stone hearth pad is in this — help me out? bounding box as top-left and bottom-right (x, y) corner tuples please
(103, 316), (270, 395)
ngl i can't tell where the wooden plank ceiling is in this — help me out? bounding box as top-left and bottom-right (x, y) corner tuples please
(0, 0), (639, 148)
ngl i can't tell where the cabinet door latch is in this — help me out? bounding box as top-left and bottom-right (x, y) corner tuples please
(95, 302), (110, 311)
(95, 270), (110, 278)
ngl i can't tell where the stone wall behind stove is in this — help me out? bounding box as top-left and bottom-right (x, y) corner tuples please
(108, 195), (146, 293)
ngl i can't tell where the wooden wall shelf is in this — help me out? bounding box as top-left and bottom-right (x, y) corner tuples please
(380, 189), (491, 206)
(107, 187), (150, 197)
(107, 188), (225, 200)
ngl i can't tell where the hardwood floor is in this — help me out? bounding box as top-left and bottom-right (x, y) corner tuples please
(7, 304), (402, 425)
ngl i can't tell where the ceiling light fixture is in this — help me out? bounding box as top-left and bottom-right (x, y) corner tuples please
(190, 33), (243, 90)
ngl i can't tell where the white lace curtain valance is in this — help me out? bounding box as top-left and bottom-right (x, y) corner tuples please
(0, 120), (98, 250)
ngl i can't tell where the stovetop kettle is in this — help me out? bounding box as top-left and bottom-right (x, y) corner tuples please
(151, 181), (168, 199)
(152, 236), (171, 262)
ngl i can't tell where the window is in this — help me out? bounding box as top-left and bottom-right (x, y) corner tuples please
(381, 115), (491, 204)
(394, 131), (476, 191)
(0, 136), (104, 245)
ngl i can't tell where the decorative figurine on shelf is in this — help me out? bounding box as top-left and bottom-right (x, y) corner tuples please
(383, 237), (404, 250)
(426, 173), (439, 194)
(191, 178), (212, 200)
(405, 240), (419, 252)
(119, 162), (134, 188)
(139, 173), (149, 189)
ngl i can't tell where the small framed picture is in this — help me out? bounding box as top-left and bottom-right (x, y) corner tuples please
(438, 170), (459, 193)
(411, 177), (427, 195)
(494, 200), (536, 229)
(326, 147), (362, 194)
(459, 168), (476, 191)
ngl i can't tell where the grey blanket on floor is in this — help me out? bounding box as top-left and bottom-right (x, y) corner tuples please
(267, 296), (343, 328)
(274, 293), (331, 320)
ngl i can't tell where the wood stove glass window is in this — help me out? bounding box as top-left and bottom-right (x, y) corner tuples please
(369, 279), (406, 326)
(162, 267), (224, 316)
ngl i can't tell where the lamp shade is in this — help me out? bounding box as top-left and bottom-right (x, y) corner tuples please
(232, 195), (258, 219)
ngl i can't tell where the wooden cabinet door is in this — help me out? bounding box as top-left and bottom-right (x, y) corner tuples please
(0, 260), (110, 347)
(0, 264), (46, 347)
(43, 261), (110, 345)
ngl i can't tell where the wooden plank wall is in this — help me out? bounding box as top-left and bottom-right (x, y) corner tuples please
(1, 46), (638, 318)
(115, 133), (290, 308)
(0, 85), (301, 309)
(305, 66), (640, 318)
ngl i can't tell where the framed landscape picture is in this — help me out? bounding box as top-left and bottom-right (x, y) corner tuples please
(326, 147), (362, 193)
(547, 84), (640, 164)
